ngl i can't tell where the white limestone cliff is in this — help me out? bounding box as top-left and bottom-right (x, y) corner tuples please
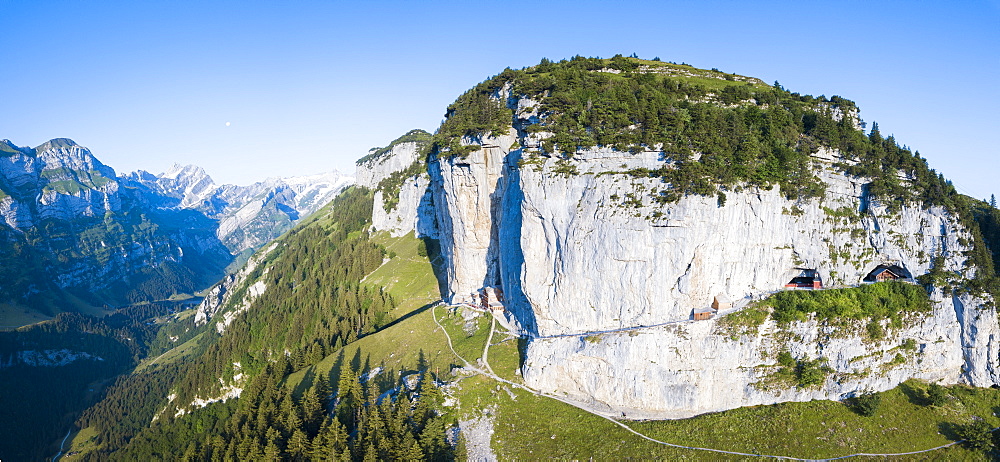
(371, 174), (438, 238)
(504, 155), (964, 335)
(194, 242), (277, 331)
(442, 136), (998, 417)
(356, 138), (424, 189)
(428, 130), (519, 302)
(356, 132), (437, 238)
(520, 294), (992, 419)
(358, 81), (997, 417)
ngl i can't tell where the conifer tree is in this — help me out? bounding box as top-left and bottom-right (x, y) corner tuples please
(416, 373), (445, 426)
(403, 430), (426, 460)
(244, 439), (264, 461)
(362, 442), (378, 462)
(302, 379), (325, 436)
(181, 442), (198, 462)
(362, 398), (387, 454)
(287, 429), (310, 461)
(454, 428), (468, 460)
(330, 417), (349, 452)
(337, 366), (362, 429)
(263, 438), (283, 461)
(310, 419), (335, 460)
(281, 392), (304, 436)
(413, 374), (433, 432)
(420, 416), (450, 461)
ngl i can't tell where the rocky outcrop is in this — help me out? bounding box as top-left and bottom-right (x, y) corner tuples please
(506, 154), (962, 334)
(13, 349), (104, 368)
(358, 130), (438, 239)
(357, 141), (423, 189)
(1, 138), (121, 222)
(521, 290), (995, 419)
(363, 94), (998, 418)
(371, 175), (438, 238)
(194, 242), (276, 333)
(428, 130), (519, 303)
(355, 130), (430, 189)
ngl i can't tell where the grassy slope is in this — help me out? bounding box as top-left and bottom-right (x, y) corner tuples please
(65, 232), (1000, 460)
(284, 230), (447, 391)
(288, 232), (999, 460)
(0, 302), (52, 329)
(473, 332), (998, 460)
(364, 230), (442, 318)
(134, 330), (204, 372)
(605, 57), (773, 92)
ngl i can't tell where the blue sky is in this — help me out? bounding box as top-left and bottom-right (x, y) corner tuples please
(1, 1), (997, 200)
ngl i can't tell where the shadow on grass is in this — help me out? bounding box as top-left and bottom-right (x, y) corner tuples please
(292, 368), (316, 397)
(938, 421), (962, 442)
(372, 301), (436, 335)
(899, 381), (929, 406)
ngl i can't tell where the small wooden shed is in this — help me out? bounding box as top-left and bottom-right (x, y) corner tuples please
(863, 264), (911, 283)
(786, 269), (822, 289)
(693, 307), (715, 321)
(871, 267), (900, 282)
(712, 294), (734, 311)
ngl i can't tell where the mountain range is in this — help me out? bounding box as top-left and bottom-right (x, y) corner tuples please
(0, 138), (351, 325)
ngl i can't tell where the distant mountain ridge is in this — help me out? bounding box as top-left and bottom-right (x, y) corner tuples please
(124, 163), (352, 255)
(0, 138), (352, 324)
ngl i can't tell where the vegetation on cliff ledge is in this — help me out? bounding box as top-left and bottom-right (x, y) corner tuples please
(355, 129), (432, 166)
(435, 56), (955, 205)
(718, 281), (933, 340)
(766, 280), (931, 326)
(431, 55), (1000, 298)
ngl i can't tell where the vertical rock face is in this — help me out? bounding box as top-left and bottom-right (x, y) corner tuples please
(520, 290), (992, 419)
(355, 129), (432, 189)
(356, 141), (423, 189)
(357, 129), (437, 239)
(364, 113), (998, 417)
(370, 175), (438, 238)
(506, 152), (966, 336)
(429, 131), (518, 300)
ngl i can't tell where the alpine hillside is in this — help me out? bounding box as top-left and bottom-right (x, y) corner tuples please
(40, 56), (1000, 461)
